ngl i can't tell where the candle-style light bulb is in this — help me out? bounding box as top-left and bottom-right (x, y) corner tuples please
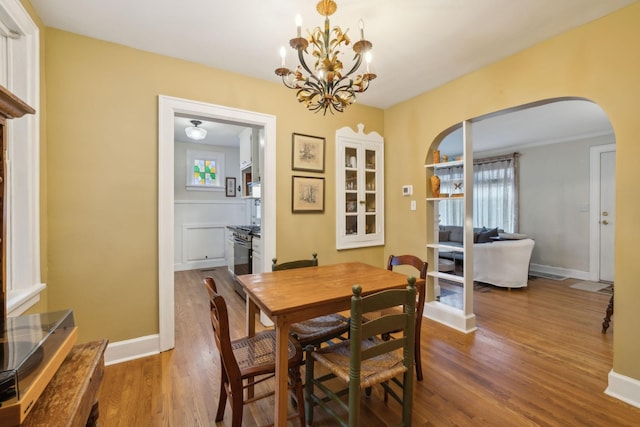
(279, 46), (286, 68)
(365, 51), (372, 73)
(359, 19), (365, 40)
(296, 14), (302, 37)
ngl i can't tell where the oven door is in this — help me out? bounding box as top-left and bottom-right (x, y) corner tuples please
(233, 238), (252, 276)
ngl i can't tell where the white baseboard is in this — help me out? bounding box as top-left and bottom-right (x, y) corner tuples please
(605, 370), (640, 409)
(104, 334), (161, 366)
(424, 301), (477, 334)
(174, 259), (226, 272)
(529, 263), (589, 281)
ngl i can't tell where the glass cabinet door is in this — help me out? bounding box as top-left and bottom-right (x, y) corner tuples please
(336, 124), (384, 249)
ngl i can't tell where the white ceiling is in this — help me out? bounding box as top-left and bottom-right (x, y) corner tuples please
(30, 0), (626, 148)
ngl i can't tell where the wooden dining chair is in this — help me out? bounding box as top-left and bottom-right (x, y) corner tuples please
(272, 253), (350, 349)
(387, 254), (428, 381)
(204, 278), (305, 427)
(305, 277), (417, 427)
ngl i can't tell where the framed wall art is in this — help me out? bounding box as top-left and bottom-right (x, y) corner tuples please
(292, 176), (325, 213)
(292, 133), (325, 172)
(225, 177), (237, 197)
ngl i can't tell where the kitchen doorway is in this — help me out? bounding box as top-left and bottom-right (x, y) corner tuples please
(158, 96), (276, 352)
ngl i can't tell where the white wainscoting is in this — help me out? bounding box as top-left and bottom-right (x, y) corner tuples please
(174, 199), (248, 271)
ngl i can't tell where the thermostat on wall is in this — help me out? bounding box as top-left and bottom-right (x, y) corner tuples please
(402, 185), (413, 196)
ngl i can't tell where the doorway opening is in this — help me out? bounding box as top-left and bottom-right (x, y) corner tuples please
(158, 96), (276, 351)
(428, 98), (616, 318)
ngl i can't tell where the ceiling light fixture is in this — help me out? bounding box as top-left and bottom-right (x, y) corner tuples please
(275, 0), (376, 115)
(185, 120), (207, 140)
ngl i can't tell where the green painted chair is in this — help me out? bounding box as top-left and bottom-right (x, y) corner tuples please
(272, 253), (350, 349)
(305, 277), (417, 427)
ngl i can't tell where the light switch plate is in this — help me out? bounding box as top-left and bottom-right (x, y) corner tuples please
(410, 200), (417, 211)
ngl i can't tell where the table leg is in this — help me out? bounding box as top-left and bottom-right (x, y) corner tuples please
(274, 320), (290, 427)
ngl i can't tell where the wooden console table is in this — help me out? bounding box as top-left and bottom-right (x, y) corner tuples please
(22, 339), (108, 427)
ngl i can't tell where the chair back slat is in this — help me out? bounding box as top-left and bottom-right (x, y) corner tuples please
(361, 337), (407, 361)
(362, 313), (409, 340)
(272, 252), (318, 271)
(360, 288), (414, 313)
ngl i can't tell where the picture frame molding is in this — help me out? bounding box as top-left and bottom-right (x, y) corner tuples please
(291, 175), (325, 213)
(292, 133), (325, 173)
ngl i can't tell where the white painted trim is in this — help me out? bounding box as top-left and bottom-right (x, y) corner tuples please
(605, 370), (640, 409)
(529, 263), (590, 281)
(1, 0), (42, 314)
(589, 143), (616, 281)
(104, 335), (160, 366)
(7, 282), (46, 316)
(174, 199), (247, 205)
(424, 301), (477, 334)
(174, 259), (226, 272)
(158, 95), (276, 353)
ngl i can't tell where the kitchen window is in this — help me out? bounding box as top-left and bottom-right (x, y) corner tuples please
(186, 149), (225, 191)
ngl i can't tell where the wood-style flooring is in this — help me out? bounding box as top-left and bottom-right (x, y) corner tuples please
(98, 267), (640, 426)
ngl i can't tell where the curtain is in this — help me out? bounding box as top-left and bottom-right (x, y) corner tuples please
(437, 153), (519, 232)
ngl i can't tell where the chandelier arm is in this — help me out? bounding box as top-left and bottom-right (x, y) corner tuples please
(281, 76), (299, 90)
(297, 49), (316, 77)
(342, 54), (364, 79)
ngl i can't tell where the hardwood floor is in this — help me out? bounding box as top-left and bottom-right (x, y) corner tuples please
(99, 267), (640, 426)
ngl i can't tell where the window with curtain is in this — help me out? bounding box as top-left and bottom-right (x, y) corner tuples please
(437, 153), (519, 232)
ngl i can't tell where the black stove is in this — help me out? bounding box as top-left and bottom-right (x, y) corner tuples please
(232, 225), (260, 242)
(230, 225), (260, 299)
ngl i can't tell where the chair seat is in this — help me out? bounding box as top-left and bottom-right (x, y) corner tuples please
(232, 330), (302, 375)
(290, 314), (349, 347)
(311, 338), (407, 389)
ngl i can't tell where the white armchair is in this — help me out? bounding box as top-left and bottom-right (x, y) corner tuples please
(473, 238), (535, 288)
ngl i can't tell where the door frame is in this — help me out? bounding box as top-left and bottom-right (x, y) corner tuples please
(158, 95), (276, 351)
(589, 143), (616, 282)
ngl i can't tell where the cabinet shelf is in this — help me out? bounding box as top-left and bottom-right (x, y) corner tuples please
(425, 160), (464, 169)
(427, 243), (464, 252)
(426, 197), (464, 201)
(427, 271), (464, 284)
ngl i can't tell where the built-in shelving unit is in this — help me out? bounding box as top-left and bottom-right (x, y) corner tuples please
(424, 121), (476, 333)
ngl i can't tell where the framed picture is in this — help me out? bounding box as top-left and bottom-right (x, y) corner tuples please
(292, 176), (325, 213)
(225, 177), (236, 197)
(292, 133), (325, 172)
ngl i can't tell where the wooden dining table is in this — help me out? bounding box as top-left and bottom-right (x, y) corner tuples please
(236, 261), (410, 427)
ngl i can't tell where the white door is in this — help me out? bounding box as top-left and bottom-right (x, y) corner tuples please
(599, 150), (615, 282)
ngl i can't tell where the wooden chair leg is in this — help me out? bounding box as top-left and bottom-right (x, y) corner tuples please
(215, 373), (227, 422)
(415, 343), (424, 381)
(305, 354), (315, 425)
(289, 367), (306, 426)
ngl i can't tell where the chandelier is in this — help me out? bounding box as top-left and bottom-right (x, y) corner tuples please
(275, 0), (376, 115)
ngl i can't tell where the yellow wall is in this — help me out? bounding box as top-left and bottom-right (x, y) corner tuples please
(43, 29), (384, 343)
(383, 3), (640, 381)
(26, 0), (640, 385)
